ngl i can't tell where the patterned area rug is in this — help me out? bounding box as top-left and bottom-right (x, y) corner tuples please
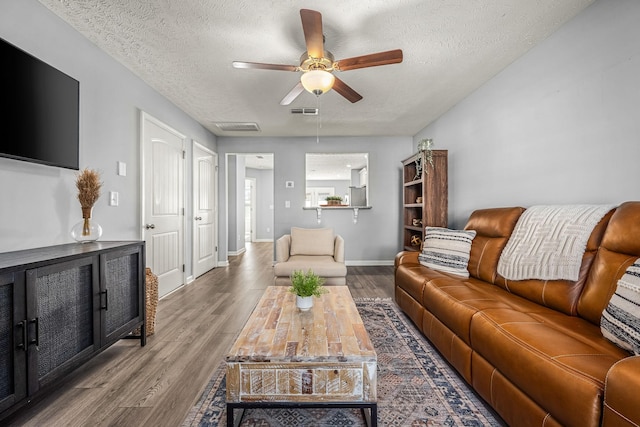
(183, 299), (501, 426)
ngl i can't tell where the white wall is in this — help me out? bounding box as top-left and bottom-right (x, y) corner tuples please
(218, 136), (413, 265)
(414, 0), (640, 228)
(0, 0), (217, 253)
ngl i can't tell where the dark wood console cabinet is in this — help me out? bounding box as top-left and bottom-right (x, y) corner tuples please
(0, 241), (145, 420)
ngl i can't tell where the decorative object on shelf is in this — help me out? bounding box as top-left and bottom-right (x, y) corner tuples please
(289, 269), (327, 311)
(416, 196), (423, 204)
(412, 218), (423, 227)
(413, 155), (422, 180)
(417, 138), (434, 173)
(324, 195), (343, 206)
(410, 234), (422, 247)
(71, 168), (103, 242)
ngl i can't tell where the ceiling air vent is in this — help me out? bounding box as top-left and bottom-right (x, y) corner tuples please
(214, 122), (261, 132)
(290, 108), (318, 116)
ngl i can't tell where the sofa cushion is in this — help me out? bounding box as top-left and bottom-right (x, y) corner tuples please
(495, 208), (614, 316)
(422, 276), (552, 346)
(418, 227), (476, 277)
(579, 202), (640, 324)
(464, 207), (525, 284)
(601, 259), (640, 355)
(471, 307), (627, 427)
(290, 227), (334, 256)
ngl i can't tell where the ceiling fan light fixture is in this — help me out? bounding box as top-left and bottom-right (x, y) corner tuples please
(301, 69), (335, 96)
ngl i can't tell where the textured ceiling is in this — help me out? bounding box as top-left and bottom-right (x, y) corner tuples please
(38, 0), (594, 138)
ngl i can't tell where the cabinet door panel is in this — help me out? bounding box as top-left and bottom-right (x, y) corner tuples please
(0, 273), (26, 412)
(101, 247), (143, 344)
(27, 256), (100, 393)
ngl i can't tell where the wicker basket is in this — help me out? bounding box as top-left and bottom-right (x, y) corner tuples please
(134, 267), (158, 336)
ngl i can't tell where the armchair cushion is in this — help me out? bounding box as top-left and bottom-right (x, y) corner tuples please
(273, 255), (347, 278)
(290, 227), (335, 256)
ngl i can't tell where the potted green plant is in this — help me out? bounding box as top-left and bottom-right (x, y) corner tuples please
(289, 269), (327, 311)
(325, 195), (343, 206)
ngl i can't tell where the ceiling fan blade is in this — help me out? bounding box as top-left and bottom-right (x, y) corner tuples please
(300, 9), (324, 59)
(232, 61), (298, 72)
(335, 49), (403, 71)
(332, 77), (363, 103)
(280, 82), (305, 105)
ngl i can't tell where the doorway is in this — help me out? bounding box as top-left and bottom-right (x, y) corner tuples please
(226, 153), (274, 257)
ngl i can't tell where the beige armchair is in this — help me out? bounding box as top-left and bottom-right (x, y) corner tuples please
(274, 227), (347, 285)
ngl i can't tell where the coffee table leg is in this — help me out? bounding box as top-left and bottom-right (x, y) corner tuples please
(362, 403), (377, 427)
(227, 404), (233, 427)
(227, 404), (245, 427)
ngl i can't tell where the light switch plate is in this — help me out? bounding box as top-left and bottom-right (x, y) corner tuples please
(109, 191), (119, 206)
(117, 161), (127, 176)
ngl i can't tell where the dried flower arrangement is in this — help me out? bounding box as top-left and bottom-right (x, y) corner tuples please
(75, 168), (102, 235)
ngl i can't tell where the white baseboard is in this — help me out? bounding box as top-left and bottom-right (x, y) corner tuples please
(228, 247), (247, 257)
(186, 275), (194, 284)
(217, 260), (230, 267)
(345, 260), (395, 267)
(252, 239), (274, 243)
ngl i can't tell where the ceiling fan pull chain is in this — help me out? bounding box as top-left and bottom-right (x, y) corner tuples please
(316, 95), (321, 143)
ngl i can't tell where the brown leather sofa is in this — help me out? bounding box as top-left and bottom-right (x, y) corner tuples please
(395, 201), (640, 427)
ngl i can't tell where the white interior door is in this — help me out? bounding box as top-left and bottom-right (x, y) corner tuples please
(141, 112), (185, 297)
(193, 142), (217, 278)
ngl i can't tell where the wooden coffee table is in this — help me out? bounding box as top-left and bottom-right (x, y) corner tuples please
(226, 286), (377, 426)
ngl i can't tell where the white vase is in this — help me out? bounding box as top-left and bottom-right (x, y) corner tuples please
(296, 295), (314, 311)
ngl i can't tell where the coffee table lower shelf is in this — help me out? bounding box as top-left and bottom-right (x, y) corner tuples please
(227, 401), (377, 427)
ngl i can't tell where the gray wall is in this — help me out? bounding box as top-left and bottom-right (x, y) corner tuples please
(246, 167), (275, 242)
(414, 0), (640, 228)
(218, 136), (412, 265)
(0, 0), (217, 255)
(226, 155), (245, 254)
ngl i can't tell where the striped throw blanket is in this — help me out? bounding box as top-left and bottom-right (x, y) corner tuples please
(497, 204), (616, 281)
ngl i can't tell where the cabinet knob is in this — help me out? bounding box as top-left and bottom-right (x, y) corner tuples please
(195, 216), (202, 220)
(144, 224), (156, 230)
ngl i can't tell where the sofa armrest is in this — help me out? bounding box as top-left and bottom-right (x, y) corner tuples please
(394, 250), (420, 269)
(334, 235), (345, 263)
(275, 234), (291, 263)
(603, 355), (640, 426)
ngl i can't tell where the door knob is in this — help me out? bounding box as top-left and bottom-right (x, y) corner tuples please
(145, 224), (156, 230)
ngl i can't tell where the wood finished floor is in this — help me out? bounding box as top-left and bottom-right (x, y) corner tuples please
(5, 242), (395, 426)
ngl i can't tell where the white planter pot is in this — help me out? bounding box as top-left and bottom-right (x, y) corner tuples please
(296, 295), (314, 311)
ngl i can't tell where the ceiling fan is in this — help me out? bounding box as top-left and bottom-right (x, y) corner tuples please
(232, 9), (403, 105)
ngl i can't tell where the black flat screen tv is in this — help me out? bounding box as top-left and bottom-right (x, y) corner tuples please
(0, 37), (79, 170)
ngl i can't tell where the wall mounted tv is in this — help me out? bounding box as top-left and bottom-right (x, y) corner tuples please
(0, 37), (79, 170)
